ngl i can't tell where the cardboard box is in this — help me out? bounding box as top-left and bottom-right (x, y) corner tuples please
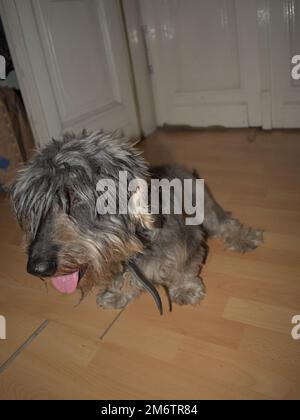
(0, 87), (34, 189)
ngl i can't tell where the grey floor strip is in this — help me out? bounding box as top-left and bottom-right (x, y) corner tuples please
(0, 320), (50, 374)
(99, 307), (126, 340)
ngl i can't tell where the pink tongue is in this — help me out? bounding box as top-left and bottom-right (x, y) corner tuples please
(51, 271), (79, 294)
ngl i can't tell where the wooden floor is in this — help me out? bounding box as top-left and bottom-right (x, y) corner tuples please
(0, 128), (300, 400)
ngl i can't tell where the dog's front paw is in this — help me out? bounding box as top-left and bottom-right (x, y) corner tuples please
(96, 289), (128, 310)
(169, 278), (206, 306)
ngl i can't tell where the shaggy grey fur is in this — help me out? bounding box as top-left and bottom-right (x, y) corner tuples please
(10, 130), (264, 309)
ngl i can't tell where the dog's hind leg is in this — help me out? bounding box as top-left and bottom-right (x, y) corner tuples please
(203, 184), (264, 253)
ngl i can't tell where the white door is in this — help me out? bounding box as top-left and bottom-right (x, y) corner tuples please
(1, 0), (140, 146)
(140, 0), (262, 128)
(269, 0), (300, 128)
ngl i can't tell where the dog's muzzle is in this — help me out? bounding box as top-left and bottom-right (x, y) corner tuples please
(27, 252), (88, 295)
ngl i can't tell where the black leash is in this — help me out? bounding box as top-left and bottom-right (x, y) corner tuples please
(127, 261), (163, 315)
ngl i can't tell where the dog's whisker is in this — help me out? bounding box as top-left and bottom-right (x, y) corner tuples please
(74, 290), (85, 308)
(39, 277), (49, 293)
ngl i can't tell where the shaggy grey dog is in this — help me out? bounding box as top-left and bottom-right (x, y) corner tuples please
(10, 131), (263, 311)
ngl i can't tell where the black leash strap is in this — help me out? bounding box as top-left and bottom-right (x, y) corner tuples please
(127, 261), (163, 315)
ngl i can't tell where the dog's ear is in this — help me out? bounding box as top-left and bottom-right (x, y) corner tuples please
(127, 178), (155, 230)
(82, 130), (154, 229)
(128, 172), (167, 230)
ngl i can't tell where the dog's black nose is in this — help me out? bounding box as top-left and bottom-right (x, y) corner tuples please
(27, 260), (57, 277)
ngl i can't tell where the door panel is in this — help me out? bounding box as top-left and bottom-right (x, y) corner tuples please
(270, 0), (300, 128)
(173, 0), (240, 92)
(14, 0), (140, 145)
(140, 0), (262, 127)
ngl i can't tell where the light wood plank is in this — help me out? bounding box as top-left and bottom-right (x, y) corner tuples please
(223, 297), (297, 335)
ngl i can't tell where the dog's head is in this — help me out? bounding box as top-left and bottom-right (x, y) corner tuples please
(10, 131), (154, 296)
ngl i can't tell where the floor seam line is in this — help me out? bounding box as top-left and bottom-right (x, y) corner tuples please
(0, 320), (50, 374)
(99, 307), (126, 340)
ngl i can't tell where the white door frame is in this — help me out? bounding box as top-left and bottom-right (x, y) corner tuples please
(0, 0), (54, 146)
(256, 0), (272, 130)
(122, 0), (156, 136)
